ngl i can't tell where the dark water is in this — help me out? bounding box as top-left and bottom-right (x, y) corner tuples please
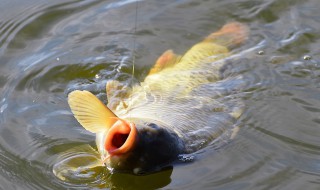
(0, 0), (320, 189)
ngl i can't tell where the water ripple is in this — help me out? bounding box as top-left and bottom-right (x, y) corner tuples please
(0, 0), (320, 189)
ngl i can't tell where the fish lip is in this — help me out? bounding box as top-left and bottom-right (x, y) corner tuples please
(104, 119), (137, 156)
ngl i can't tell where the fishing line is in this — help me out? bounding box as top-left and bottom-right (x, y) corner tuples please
(129, 0), (139, 117)
(132, 0), (138, 80)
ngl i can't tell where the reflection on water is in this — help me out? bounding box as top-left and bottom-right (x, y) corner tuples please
(0, 0), (320, 189)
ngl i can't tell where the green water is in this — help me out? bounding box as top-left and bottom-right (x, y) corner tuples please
(0, 0), (319, 189)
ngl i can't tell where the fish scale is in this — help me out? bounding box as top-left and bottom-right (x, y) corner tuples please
(111, 42), (244, 153)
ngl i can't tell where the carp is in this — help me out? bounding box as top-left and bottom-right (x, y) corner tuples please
(68, 22), (248, 174)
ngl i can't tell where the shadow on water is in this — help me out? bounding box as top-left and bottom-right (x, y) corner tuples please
(51, 141), (174, 189)
(107, 168), (173, 190)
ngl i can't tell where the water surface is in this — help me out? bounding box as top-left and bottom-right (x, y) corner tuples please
(0, 0), (320, 189)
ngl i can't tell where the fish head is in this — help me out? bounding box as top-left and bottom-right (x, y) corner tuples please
(103, 119), (185, 174)
(67, 90), (184, 174)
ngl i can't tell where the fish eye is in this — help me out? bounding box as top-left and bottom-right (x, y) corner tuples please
(147, 123), (159, 129)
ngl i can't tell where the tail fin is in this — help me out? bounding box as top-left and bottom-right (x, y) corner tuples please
(204, 22), (249, 48)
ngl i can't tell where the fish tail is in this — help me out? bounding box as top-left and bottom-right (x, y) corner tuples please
(204, 22), (249, 48)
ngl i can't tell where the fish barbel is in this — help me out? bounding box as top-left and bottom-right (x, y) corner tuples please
(68, 22), (248, 174)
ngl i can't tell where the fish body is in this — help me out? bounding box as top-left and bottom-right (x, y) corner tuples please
(68, 22), (248, 174)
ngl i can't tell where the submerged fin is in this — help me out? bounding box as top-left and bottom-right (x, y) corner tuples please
(204, 22), (249, 48)
(230, 126), (240, 140)
(106, 80), (131, 110)
(53, 144), (103, 182)
(68, 90), (117, 133)
(106, 80), (123, 102)
(148, 50), (181, 75)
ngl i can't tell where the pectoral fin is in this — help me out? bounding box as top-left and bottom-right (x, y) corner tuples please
(68, 90), (117, 133)
(148, 49), (181, 75)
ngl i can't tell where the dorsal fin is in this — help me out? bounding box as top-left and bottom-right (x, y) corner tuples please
(148, 49), (181, 75)
(164, 23), (248, 68)
(68, 90), (117, 133)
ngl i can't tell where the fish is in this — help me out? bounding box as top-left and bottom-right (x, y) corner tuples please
(68, 22), (249, 174)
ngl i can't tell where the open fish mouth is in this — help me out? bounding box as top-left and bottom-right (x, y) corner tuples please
(104, 118), (137, 155)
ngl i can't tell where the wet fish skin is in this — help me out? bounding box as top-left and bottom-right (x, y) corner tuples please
(68, 22), (249, 174)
